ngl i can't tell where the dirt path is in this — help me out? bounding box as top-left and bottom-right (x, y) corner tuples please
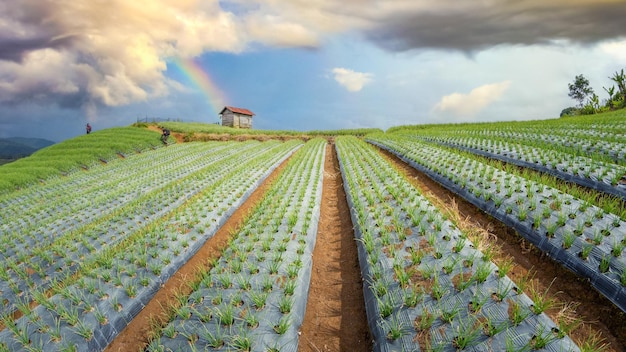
(299, 143), (373, 352)
(377, 147), (626, 351)
(104, 154), (291, 352)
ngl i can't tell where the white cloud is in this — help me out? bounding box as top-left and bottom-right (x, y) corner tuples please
(0, 1), (249, 111)
(0, 0), (333, 114)
(599, 39), (626, 61)
(244, 14), (319, 48)
(433, 81), (512, 117)
(332, 68), (373, 92)
(1, 0), (624, 123)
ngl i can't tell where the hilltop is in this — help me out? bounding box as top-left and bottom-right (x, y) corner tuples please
(1, 109), (624, 194)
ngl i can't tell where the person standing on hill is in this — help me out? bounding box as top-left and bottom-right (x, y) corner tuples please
(161, 127), (170, 144)
(86, 123), (92, 134)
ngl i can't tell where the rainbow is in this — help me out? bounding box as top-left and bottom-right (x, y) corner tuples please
(172, 57), (228, 114)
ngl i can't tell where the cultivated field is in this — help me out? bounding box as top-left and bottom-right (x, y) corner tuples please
(1, 110), (625, 351)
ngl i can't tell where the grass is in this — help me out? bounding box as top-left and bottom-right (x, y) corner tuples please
(580, 331), (609, 352)
(0, 127), (162, 194)
(554, 303), (583, 339)
(402, 287), (422, 308)
(154, 121), (382, 138)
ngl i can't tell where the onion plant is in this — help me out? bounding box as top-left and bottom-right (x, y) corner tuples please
(337, 136), (585, 350)
(369, 134), (626, 319)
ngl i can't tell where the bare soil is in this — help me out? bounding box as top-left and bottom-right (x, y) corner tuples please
(145, 124), (309, 143)
(299, 143), (373, 352)
(377, 147), (626, 351)
(104, 153), (292, 352)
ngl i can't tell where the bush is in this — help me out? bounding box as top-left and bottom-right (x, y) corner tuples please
(559, 107), (579, 117)
(580, 104), (596, 115)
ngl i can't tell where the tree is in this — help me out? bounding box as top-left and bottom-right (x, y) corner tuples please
(568, 74), (594, 108)
(581, 93), (601, 115)
(609, 69), (626, 108)
(603, 85), (616, 109)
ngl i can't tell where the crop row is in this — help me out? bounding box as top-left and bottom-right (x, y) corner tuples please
(466, 129), (626, 164)
(430, 129), (625, 165)
(0, 142), (243, 237)
(0, 127), (165, 193)
(368, 135), (626, 313)
(387, 111), (626, 164)
(0, 140), (302, 351)
(146, 138), (325, 352)
(336, 136), (579, 351)
(412, 134), (626, 200)
(0, 141), (289, 316)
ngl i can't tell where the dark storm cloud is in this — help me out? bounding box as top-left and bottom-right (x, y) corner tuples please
(0, 0), (73, 62)
(365, 1), (626, 52)
(0, 36), (54, 62)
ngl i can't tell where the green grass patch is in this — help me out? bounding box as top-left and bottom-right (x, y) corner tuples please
(387, 108), (626, 134)
(152, 121), (382, 137)
(0, 127), (162, 194)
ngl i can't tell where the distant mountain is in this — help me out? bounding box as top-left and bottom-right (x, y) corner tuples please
(4, 137), (55, 150)
(0, 137), (55, 159)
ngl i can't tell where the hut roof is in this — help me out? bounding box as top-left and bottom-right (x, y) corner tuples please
(220, 106), (255, 116)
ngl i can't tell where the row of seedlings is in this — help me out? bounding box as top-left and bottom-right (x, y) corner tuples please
(336, 136), (580, 351)
(414, 134), (626, 199)
(0, 140), (193, 208)
(433, 125), (626, 165)
(0, 141), (270, 318)
(0, 142), (237, 271)
(0, 127), (164, 194)
(368, 135), (626, 313)
(146, 138), (325, 352)
(0, 140), (302, 352)
(506, 129), (624, 163)
(0, 142), (235, 238)
(0, 142), (217, 250)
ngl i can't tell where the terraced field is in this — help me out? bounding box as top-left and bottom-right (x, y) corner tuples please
(1, 112), (625, 351)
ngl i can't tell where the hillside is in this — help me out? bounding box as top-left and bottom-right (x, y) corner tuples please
(0, 127), (164, 193)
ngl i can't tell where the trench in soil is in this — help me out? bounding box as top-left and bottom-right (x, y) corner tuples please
(298, 143), (372, 352)
(377, 146), (626, 351)
(107, 142), (374, 352)
(104, 152), (292, 352)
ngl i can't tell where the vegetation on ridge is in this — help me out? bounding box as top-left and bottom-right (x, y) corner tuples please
(144, 121), (383, 139)
(0, 127), (162, 193)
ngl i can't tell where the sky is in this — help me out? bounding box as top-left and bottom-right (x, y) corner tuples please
(0, 0), (625, 142)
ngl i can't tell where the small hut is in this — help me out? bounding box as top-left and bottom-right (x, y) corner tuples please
(219, 106), (255, 129)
